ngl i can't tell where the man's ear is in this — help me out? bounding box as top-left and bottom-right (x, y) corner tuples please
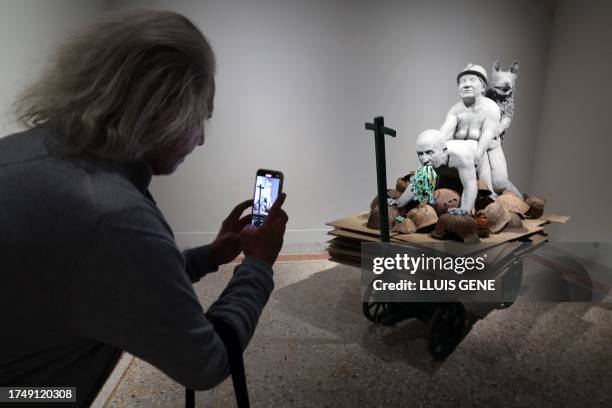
(493, 60), (501, 72)
(510, 61), (519, 75)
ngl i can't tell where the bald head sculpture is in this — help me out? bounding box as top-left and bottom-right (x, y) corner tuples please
(415, 129), (448, 168)
(395, 129), (479, 215)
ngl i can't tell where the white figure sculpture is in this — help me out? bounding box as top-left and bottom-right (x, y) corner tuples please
(395, 129), (478, 215)
(439, 63), (520, 196)
(485, 61), (519, 140)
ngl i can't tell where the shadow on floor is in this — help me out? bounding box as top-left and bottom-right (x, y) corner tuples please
(271, 262), (607, 374)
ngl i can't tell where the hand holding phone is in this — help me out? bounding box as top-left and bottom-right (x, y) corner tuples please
(208, 199), (253, 267)
(240, 192), (288, 266)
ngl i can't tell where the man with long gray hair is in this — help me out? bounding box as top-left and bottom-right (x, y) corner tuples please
(0, 9), (287, 406)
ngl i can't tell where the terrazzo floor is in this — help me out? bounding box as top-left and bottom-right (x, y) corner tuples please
(104, 258), (612, 407)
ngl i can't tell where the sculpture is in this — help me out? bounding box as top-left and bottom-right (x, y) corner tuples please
(432, 213), (480, 243)
(439, 63), (520, 196)
(433, 188), (461, 216)
(477, 201), (511, 233)
(388, 61), (530, 219)
(395, 129), (479, 215)
(485, 61), (519, 139)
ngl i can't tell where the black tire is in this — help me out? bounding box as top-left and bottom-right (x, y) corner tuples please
(427, 303), (466, 360)
(362, 281), (389, 323)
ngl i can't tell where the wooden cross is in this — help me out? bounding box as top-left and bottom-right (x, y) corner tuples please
(365, 116), (396, 242)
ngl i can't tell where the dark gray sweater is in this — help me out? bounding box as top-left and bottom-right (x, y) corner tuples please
(0, 126), (274, 407)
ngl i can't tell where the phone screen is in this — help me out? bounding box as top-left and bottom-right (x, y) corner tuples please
(251, 169), (283, 226)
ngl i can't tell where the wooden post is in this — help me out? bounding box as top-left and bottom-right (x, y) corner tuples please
(365, 116), (396, 242)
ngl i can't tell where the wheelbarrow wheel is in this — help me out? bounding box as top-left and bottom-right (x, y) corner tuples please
(362, 282), (389, 323)
(427, 303), (466, 360)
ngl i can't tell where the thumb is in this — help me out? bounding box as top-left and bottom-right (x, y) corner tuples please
(240, 224), (257, 236)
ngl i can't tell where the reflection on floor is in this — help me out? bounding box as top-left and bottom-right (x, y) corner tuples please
(104, 258), (612, 407)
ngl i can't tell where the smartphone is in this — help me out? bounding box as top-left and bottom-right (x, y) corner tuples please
(251, 169), (284, 226)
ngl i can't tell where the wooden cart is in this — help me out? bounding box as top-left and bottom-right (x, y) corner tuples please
(325, 212), (568, 360)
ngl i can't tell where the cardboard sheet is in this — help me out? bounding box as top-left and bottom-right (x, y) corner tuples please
(390, 222), (545, 256)
(326, 212), (398, 237)
(540, 214), (571, 224)
(525, 218), (549, 227)
(327, 245), (360, 259)
(328, 228), (383, 242)
(327, 237), (362, 251)
(328, 256), (361, 268)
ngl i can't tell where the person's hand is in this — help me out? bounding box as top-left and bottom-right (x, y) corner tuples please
(240, 193), (288, 266)
(209, 199), (253, 266)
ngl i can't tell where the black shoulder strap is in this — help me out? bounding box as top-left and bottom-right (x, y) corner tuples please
(185, 388), (195, 407)
(185, 319), (250, 408)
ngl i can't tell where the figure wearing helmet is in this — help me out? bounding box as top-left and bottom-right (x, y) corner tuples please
(439, 63), (520, 196)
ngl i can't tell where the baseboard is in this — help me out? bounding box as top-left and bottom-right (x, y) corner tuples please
(91, 352), (134, 408)
(175, 228), (331, 253)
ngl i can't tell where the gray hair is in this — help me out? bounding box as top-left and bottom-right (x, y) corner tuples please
(14, 9), (215, 164)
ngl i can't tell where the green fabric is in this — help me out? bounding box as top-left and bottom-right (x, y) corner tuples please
(411, 165), (437, 204)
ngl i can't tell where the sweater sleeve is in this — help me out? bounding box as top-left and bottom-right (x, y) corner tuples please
(205, 257), (274, 350)
(183, 244), (219, 283)
(64, 205), (274, 390)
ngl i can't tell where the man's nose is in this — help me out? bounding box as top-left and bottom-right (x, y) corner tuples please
(197, 131), (205, 146)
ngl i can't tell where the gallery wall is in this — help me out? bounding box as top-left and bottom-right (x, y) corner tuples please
(531, 0), (612, 244)
(0, 0), (108, 136)
(6, 1), (606, 248)
(109, 0), (556, 247)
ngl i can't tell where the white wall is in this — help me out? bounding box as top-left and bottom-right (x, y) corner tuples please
(0, 0), (109, 135)
(110, 0), (555, 248)
(531, 0), (612, 242)
(1, 1), (608, 247)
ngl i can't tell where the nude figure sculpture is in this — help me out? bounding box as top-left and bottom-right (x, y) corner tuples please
(439, 63), (520, 196)
(395, 129), (478, 215)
